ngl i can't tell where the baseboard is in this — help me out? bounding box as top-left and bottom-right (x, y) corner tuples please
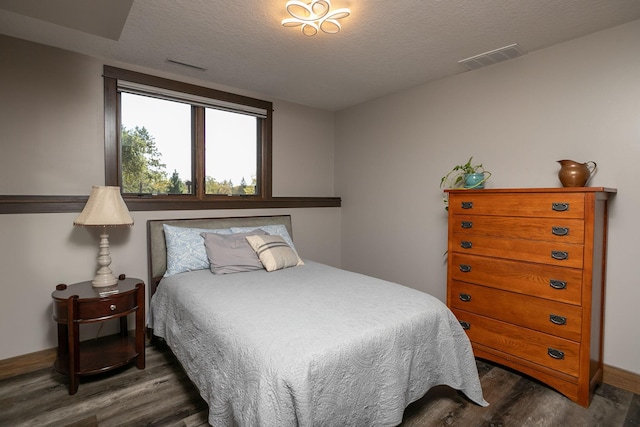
(2, 347), (639, 396)
(0, 347), (56, 381)
(603, 364), (640, 395)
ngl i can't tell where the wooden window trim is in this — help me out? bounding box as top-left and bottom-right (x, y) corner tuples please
(0, 195), (341, 214)
(104, 66), (273, 201)
(0, 66), (340, 214)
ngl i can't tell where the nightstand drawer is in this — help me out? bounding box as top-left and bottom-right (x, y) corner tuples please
(449, 193), (585, 218)
(450, 234), (584, 268)
(450, 281), (582, 341)
(452, 309), (580, 378)
(75, 293), (137, 321)
(449, 253), (583, 305)
(451, 215), (584, 244)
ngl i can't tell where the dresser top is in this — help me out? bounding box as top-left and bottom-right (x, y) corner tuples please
(445, 187), (616, 194)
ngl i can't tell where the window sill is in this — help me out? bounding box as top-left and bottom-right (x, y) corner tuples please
(0, 195), (341, 214)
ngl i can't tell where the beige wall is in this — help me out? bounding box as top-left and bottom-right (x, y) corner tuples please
(0, 35), (341, 360)
(3, 18), (640, 378)
(272, 102), (335, 197)
(335, 20), (640, 375)
(0, 37), (104, 195)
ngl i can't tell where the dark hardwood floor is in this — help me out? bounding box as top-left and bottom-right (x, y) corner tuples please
(1, 342), (638, 427)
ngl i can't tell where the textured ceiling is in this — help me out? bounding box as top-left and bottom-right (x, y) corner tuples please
(1, 0), (640, 111)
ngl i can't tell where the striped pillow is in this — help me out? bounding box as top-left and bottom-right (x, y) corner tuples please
(245, 235), (304, 272)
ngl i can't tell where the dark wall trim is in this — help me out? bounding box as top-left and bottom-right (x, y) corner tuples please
(0, 195), (341, 214)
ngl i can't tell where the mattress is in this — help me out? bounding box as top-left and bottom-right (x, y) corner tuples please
(149, 260), (487, 426)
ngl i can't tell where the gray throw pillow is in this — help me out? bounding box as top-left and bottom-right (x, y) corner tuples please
(201, 230), (267, 274)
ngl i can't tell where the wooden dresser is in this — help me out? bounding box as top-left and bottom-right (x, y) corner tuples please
(445, 187), (615, 407)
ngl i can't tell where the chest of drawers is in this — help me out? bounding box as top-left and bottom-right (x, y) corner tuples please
(445, 187), (615, 407)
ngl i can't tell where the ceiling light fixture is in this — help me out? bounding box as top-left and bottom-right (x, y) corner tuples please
(282, 0), (350, 36)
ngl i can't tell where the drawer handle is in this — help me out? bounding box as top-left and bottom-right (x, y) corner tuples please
(551, 251), (568, 260)
(459, 293), (471, 302)
(461, 201), (473, 209)
(550, 314), (567, 325)
(552, 226), (569, 236)
(548, 348), (565, 360)
(110, 304), (116, 311)
(459, 264), (471, 273)
(552, 202), (569, 212)
(461, 221), (473, 229)
(550, 279), (567, 290)
(459, 321), (471, 330)
(460, 241), (472, 249)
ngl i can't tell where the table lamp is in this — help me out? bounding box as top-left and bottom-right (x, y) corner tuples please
(74, 186), (133, 287)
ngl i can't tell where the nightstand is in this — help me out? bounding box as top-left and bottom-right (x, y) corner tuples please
(52, 277), (145, 394)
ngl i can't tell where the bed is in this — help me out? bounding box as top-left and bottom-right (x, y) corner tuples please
(147, 215), (487, 426)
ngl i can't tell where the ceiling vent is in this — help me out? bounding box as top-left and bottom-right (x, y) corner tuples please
(458, 43), (525, 71)
(166, 59), (207, 71)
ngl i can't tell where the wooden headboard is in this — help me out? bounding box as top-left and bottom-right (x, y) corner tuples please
(147, 215), (293, 296)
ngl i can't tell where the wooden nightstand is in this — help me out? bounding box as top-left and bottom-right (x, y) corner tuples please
(52, 277), (145, 394)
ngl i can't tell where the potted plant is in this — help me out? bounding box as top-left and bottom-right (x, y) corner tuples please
(440, 157), (491, 190)
(440, 157), (491, 211)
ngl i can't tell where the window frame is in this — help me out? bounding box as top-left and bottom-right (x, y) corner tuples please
(104, 66), (273, 207)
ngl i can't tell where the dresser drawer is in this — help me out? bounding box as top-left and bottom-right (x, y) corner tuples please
(451, 215), (584, 244)
(450, 281), (582, 341)
(451, 234), (584, 268)
(452, 309), (580, 378)
(449, 193), (585, 218)
(450, 253), (582, 305)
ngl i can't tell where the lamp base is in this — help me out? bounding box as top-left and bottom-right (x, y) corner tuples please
(92, 272), (118, 288)
(91, 231), (119, 288)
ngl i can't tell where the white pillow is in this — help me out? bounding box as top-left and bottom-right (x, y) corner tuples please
(163, 224), (232, 277)
(245, 235), (304, 272)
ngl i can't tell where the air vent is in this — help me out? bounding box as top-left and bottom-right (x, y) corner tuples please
(166, 59), (207, 71)
(458, 43), (525, 71)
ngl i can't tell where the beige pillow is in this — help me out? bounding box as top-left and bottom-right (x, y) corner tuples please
(245, 235), (304, 272)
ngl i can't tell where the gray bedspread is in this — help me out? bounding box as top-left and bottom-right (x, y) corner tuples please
(149, 261), (487, 426)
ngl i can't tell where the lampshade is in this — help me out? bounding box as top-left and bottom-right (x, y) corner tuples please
(74, 186), (133, 288)
(74, 186), (133, 227)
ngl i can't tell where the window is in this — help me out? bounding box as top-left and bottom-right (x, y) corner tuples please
(204, 108), (258, 196)
(0, 66), (340, 215)
(120, 93), (192, 195)
(103, 66), (273, 205)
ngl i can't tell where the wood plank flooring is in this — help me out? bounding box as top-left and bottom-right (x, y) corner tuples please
(1, 342), (638, 427)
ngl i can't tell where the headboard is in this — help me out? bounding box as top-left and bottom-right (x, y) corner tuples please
(147, 215), (293, 296)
